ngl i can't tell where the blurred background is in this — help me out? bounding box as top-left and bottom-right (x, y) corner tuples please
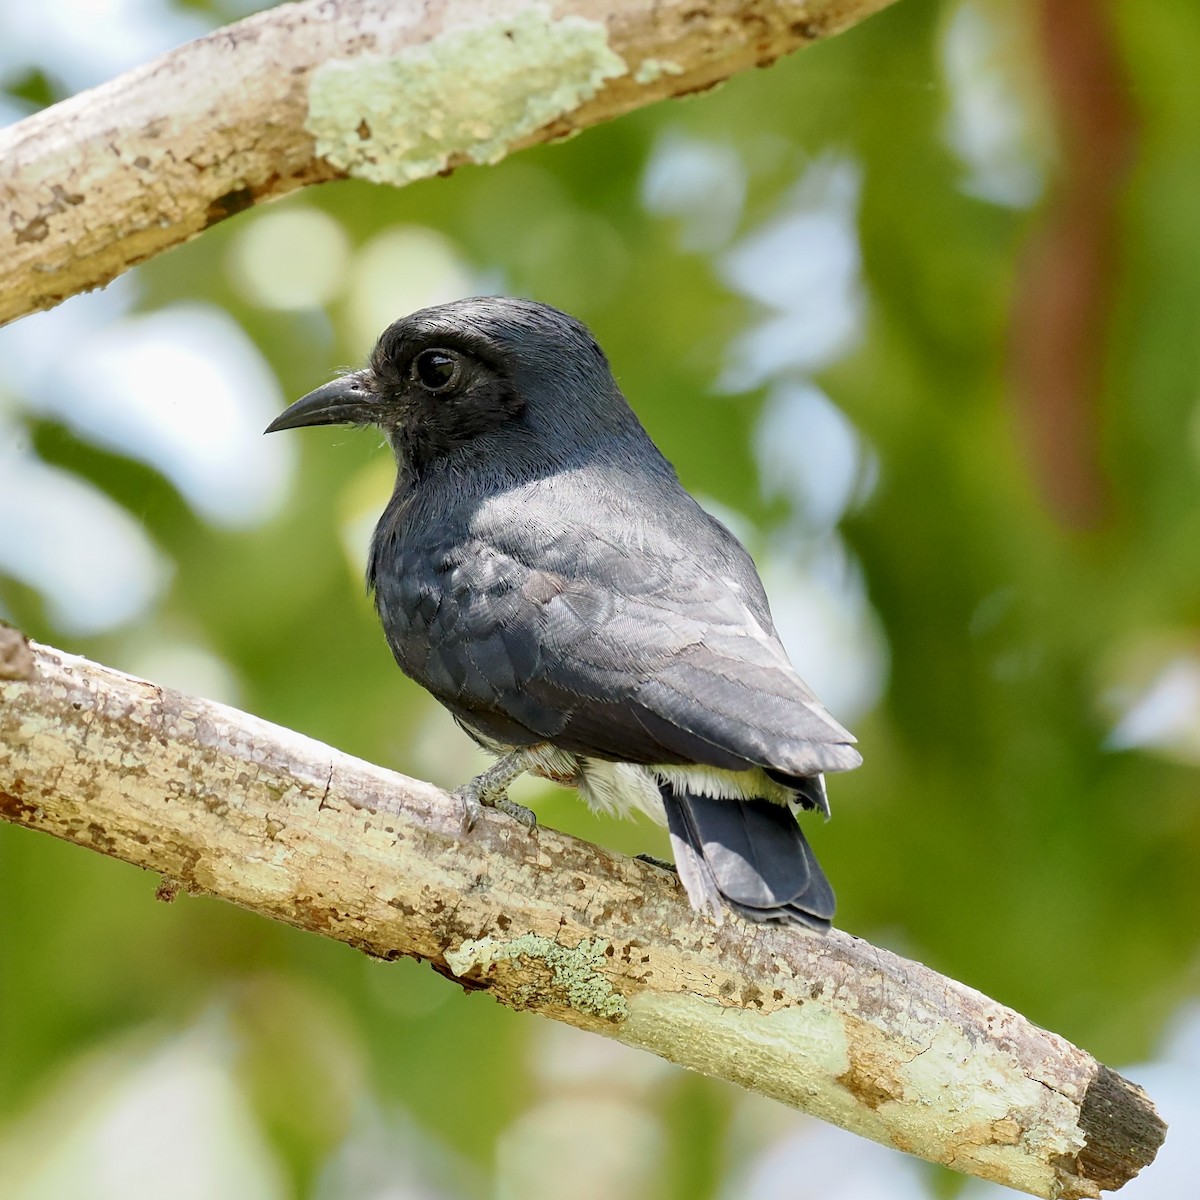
(2, 0), (1198, 1196)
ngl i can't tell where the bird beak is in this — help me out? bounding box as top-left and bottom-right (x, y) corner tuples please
(264, 372), (377, 434)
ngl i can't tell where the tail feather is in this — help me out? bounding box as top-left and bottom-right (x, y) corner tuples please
(764, 768), (830, 817)
(661, 787), (725, 922)
(660, 783), (834, 932)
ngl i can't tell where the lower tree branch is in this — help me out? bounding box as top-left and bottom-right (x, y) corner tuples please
(0, 628), (1165, 1197)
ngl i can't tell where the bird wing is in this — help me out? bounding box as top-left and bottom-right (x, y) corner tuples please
(378, 485), (859, 777)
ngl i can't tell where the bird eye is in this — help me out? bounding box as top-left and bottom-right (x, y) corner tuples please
(413, 349), (460, 392)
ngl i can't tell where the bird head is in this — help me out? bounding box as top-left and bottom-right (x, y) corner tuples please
(265, 296), (628, 475)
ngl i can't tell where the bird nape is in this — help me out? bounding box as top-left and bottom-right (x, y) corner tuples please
(266, 296), (860, 931)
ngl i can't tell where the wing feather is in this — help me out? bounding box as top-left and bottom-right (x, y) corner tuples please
(380, 487), (858, 776)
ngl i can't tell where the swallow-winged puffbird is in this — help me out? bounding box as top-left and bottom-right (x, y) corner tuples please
(266, 297), (860, 930)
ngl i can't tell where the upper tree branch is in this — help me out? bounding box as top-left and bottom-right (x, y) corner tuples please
(0, 628), (1165, 1197)
(0, 0), (896, 328)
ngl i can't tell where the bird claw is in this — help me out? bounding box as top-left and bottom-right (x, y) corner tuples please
(456, 785), (483, 834)
(635, 852), (677, 873)
(490, 794), (538, 829)
(454, 782), (537, 833)
(454, 748), (545, 833)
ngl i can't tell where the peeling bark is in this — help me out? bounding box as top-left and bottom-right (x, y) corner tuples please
(0, 630), (1166, 1196)
(0, 0), (897, 328)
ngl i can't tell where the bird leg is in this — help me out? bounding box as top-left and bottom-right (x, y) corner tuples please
(455, 747), (543, 832)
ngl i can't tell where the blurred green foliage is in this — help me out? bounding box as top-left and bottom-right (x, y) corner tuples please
(2, 0), (1199, 1196)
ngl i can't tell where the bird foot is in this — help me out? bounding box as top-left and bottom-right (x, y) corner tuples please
(634, 852), (677, 874)
(455, 785), (538, 832)
(490, 793), (537, 828)
(453, 753), (540, 830)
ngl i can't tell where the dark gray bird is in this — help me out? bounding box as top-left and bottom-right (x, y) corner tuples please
(266, 297), (860, 930)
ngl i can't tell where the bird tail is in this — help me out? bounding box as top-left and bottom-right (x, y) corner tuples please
(659, 782), (835, 932)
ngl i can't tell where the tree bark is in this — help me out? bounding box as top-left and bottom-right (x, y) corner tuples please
(0, 0), (896, 329)
(0, 627), (1165, 1197)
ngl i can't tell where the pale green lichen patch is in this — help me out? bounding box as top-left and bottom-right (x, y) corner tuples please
(633, 58), (684, 85)
(446, 933), (627, 1020)
(306, 5), (628, 185)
